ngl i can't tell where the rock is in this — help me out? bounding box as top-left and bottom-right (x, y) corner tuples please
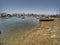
(0, 31), (1, 34)
(51, 34), (60, 39)
(51, 34), (56, 38)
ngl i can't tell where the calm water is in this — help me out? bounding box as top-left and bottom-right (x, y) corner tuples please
(0, 16), (39, 33)
(0, 16), (39, 45)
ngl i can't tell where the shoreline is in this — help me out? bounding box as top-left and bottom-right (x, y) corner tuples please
(0, 18), (60, 45)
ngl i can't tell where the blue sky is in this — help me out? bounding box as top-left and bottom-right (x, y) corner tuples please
(0, 0), (60, 14)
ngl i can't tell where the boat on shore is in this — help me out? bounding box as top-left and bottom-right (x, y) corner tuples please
(40, 18), (54, 21)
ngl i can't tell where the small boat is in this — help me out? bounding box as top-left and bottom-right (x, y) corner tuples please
(40, 18), (54, 21)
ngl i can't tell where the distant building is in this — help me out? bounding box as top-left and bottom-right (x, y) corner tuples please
(1, 13), (7, 17)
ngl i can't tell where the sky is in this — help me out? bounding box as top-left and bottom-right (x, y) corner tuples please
(0, 0), (60, 14)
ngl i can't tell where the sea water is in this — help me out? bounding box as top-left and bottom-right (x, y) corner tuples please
(0, 16), (39, 45)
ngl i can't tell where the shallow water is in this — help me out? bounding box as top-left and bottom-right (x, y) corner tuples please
(0, 16), (39, 45)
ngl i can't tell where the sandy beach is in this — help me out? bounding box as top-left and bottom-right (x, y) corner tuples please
(19, 18), (60, 45)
